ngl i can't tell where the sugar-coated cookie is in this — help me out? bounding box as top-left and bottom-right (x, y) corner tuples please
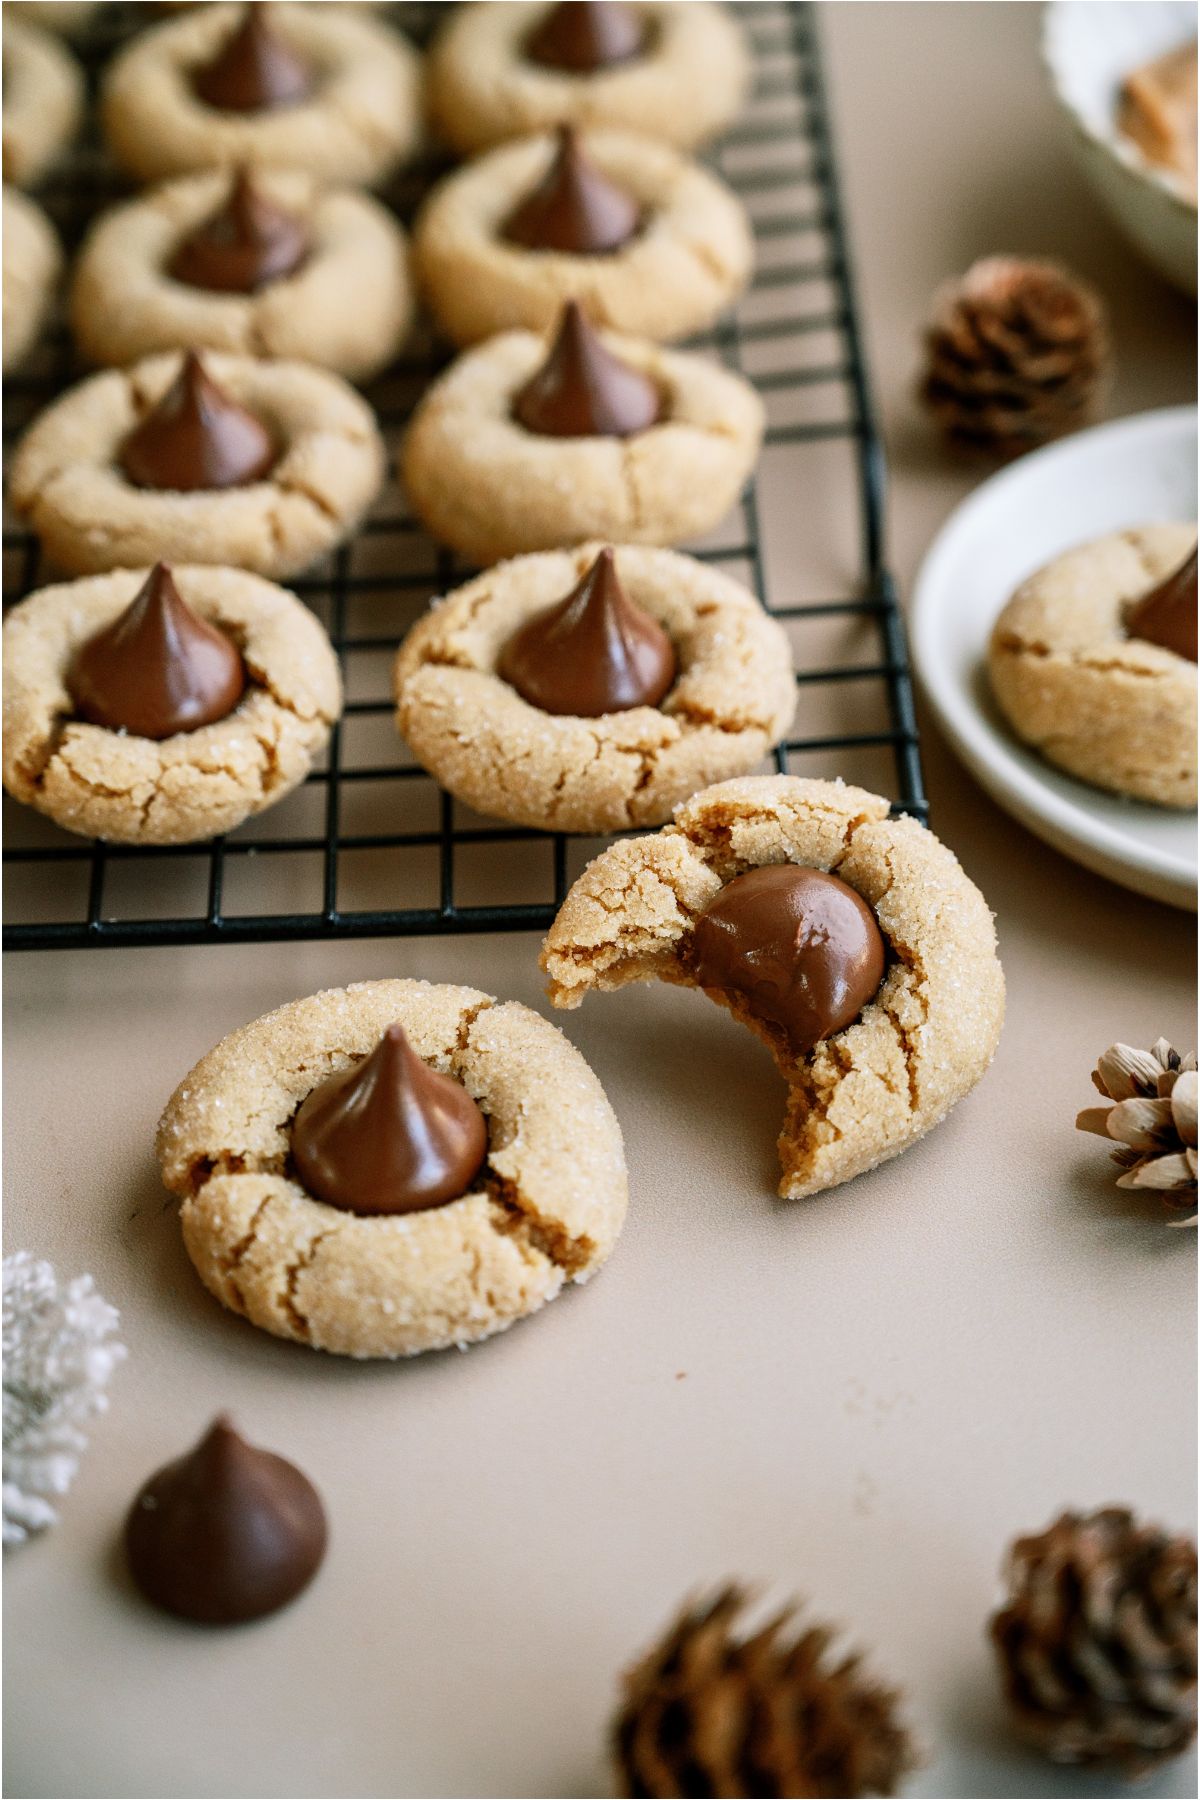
(988, 525), (1197, 808)
(428, 2), (750, 156)
(543, 775), (1005, 1199)
(158, 979), (629, 1358)
(2, 185), (62, 370)
(2, 16), (83, 187)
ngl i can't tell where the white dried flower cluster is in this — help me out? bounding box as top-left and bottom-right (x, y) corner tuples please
(3, 1253), (126, 1547)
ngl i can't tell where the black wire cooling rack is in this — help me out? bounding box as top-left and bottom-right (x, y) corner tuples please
(2, 0), (927, 951)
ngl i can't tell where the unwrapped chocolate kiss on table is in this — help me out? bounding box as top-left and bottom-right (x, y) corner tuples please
(525, 0), (647, 73)
(503, 124), (641, 254)
(1126, 546), (1198, 663)
(168, 167), (310, 295)
(690, 864), (886, 1053)
(290, 1022), (489, 1215)
(498, 547), (676, 716)
(513, 300), (661, 438)
(120, 350), (277, 492)
(68, 563), (245, 740)
(124, 1415), (326, 1625)
(191, 2), (313, 113)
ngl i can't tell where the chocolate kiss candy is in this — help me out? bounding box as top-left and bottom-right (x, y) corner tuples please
(168, 167), (309, 294)
(1126, 545), (1198, 663)
(68, 563), (245, 739)
(498, 546), (676, 716)
(192, 3), (313, 113)
(120, 350), (277, 492)
(514, 300), (661, 438)
(503, 124), (641, 254)
(291, 1022), (488, 1216)
(690, 864), (886, 1054)
(125, 1416), (327, 1626)
(525, 0), (647, 72)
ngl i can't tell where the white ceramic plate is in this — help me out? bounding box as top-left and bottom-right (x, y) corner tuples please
(911, 407), (1198, 911)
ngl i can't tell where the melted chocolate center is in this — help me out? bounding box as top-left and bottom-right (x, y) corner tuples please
(68, 563), (245, 740)
(120, 350), (277, 492)
(503, 124), (641, 254)
(291, 1023), (489, 1216)
(169, 167), (310, 294)
(525, 1), (647, 73)
(124, 1415), (327, 1625)
(498, 546), (676, 716)
(513, 300), (661, 438)
(192, 3), (313, 113)
(1126, 545), (1198, 662)
(690, 865), (886, 1054)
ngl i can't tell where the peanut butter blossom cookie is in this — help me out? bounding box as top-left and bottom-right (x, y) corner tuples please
(8, 347), (384, 578)
(988, 525), (1198, 808)
(3, 561), (341, 844)
(157, 979), (629, 1358)
(403, 301), (763, 563)
(71, 166), (412, 383)
(101, 1), (421, 188)
(2, 186), (62, 372)
(2, 15), (84, 188)
(395, 544), (795, 833)
(413, 123), (753, 346)
(428, 1), (750, 156)
(542, 775), (1005, 1198)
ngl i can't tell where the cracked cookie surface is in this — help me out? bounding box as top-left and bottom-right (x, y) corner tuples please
(70, 169), (412, 384)
(394, 545), (795, 833)
(427, 1), (749, 156)
(3, 564), (341, 845)
(8, 348), (385, 579)
(101, 2), (421, 187)
(402, 328), (763, 565)
(542, 774), (1005, 1198)
(412, 126), (753, 346)
(157, 979), (629, 1358)
(987, 525), (1198, 808)
(3, 186), (62, 372)
(2, 15), (83, 188)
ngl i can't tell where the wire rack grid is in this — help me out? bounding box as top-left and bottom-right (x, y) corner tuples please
(2, 0), (927, 952)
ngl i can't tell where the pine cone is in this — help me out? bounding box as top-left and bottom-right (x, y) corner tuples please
(919, 256), (1109, 459)
(990, 1508), (1198, 1775)
(1077, 1037), (1197, 1225)
(612, 1586), (918, 1798)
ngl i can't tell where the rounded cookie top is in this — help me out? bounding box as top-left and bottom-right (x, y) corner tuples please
(2, 15), (84, 188)
(8, 347), (385, 580)
(541, 773), (1005, 1199)
(158, 978), (629, 1358)
(394, 544), (795, 835)
(3, 185), (62, 372)
(428, 2), (750, 156)
(401, 322), (764, 565)
(988, 524), (1197, 809)
(70, 168), (412, 385)
(413, 126), (753, 347)
(3, 562), (341, 845)
(101, 2), (421, 188)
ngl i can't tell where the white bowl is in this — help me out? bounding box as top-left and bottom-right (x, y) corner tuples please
(911, 406), (1198, 912)
(1043, 0), (1197, 294)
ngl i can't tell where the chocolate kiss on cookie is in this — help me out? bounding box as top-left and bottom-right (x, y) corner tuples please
(291, 1022), (488, 1216)
(1126, 546), (1198, 663)
(68, 563), (245, 739)
(169, 167), (310, 294)
(192, 3), (313, 113)
(690, 865), (886, 1054)
(120, 350), (277, 491)
(498, 546), (676, 716)
(525, 0), (647, 72)
(503, 124), (641, 254)
(124, 1416), (327, 1625)
(514, 301), (661, 438)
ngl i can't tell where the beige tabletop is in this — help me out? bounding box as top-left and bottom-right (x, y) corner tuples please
(4, 6), (1197, 1799)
